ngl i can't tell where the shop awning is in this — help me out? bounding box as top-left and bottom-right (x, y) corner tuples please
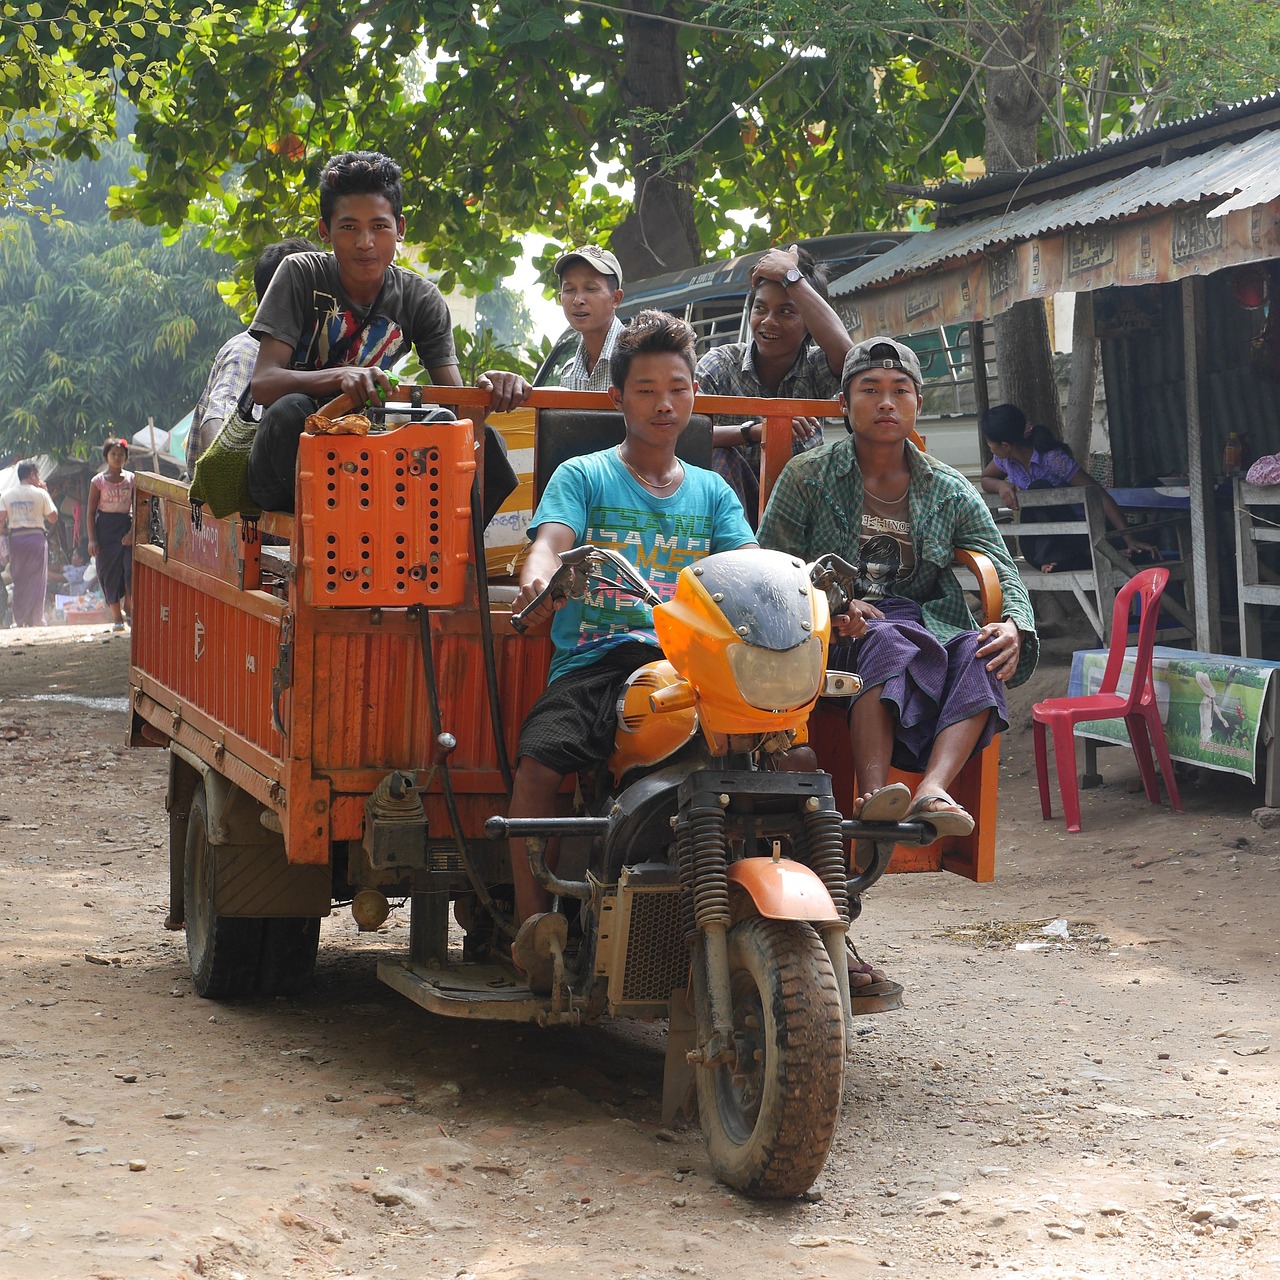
(829, 129), (1280, 337)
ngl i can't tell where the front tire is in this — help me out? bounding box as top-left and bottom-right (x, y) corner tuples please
(696, 917), (845, 1198)
(184, 780), (263, 999)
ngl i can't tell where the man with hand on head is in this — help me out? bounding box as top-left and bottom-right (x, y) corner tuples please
(697, 242), (851, 526)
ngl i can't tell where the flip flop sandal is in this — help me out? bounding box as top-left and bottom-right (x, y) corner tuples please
(846, 959), (904, 1014)
(907, 792), (975, 838)
(855, 782), (912, 823)
(510, 911), (568, 995)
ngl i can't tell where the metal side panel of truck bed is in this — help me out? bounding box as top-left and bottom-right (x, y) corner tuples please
(127, 420), (552, 878)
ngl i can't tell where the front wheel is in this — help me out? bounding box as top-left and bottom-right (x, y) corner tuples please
(696, 917), (845, 1198)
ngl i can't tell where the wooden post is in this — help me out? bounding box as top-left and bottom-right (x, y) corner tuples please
(1181, 276), (1220, 652)
(970, 321), (991, 469)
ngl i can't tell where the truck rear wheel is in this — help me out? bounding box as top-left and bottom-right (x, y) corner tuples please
(184, 780), (263, 999)
(258, 917), (321, 997)
(696, 917), (845, 1198)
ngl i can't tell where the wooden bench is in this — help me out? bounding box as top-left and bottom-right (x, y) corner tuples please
(985, 486), (1112, 641)
(986, 486), (1196, 643)
(1234, 477), (1280, 658)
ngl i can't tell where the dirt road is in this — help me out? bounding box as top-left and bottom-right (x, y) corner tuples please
(1, 625), (1278, 1279)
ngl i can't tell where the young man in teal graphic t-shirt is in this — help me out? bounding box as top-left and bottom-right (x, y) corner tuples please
(506, 310), (756, 988)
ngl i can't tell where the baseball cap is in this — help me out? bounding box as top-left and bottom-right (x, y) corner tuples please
(841, 336), (923, 389)
(553, 244), (623, 285)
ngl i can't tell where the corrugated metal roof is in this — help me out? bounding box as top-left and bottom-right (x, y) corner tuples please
(931, 91), (1280, 208)
(829, 129), (1280, 297)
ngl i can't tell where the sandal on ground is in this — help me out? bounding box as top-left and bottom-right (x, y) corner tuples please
(510, 911), (568, 995)
(851, 782), (912, 823)
(907, 790), (975, 838)
(846, 942), (904, 1014)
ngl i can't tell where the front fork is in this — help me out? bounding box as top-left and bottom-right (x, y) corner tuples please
(675, 781), (856, 1064)
(677, 800), (738, 1063)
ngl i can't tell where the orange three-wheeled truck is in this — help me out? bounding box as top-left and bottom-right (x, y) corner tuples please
(127, 386), (1002, 1198)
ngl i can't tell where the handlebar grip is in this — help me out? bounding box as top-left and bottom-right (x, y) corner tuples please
(510, 582), (562, 633)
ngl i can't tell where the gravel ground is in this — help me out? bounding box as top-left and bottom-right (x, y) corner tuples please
(0, 622), (1277, 1279)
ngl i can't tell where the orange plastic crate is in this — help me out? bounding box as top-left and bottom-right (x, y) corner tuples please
(297, 419), (476, 607)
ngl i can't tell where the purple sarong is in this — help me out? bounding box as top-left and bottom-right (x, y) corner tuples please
(9, 529), (49, 626)
(828, 596), (1006, 774)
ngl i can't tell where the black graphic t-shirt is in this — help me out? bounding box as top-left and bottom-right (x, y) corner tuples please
(250, 251), (456, 375)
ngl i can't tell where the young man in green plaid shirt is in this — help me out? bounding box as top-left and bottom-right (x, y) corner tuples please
(759, 336), (1038, 825)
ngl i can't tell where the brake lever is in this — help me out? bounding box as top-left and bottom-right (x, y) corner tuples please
(509, 544), (659, 633)
(510, 561), (576, 633)
(809, 552), (859, 617)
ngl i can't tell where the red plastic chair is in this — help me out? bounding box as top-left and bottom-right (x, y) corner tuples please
(1032, 567), (1183, 832)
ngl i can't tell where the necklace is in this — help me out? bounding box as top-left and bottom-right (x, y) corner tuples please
(863, 475), (910, 504)
(617, 447), (683, 492)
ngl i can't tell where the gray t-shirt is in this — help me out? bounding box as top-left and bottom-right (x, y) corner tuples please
(250, 251), (456, 374)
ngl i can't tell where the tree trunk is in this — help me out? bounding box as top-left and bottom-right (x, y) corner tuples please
(609, 1), (702, 281)
(980, 1), (1065, 436)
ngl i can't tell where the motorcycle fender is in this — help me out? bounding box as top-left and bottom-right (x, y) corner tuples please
(727, 858), (841, 923)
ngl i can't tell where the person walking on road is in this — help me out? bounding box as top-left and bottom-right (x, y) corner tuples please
(88, 439), (135, 631)
(0, 460), (59, 627)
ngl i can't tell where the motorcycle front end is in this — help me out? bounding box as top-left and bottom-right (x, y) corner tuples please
(496, 545), (935, 1198)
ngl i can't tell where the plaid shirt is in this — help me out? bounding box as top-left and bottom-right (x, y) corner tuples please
(759, 435), (1039, 687)
(188, 330), (259, 472)
(697, 340), (840, 420)
(560, 316), (624, 392)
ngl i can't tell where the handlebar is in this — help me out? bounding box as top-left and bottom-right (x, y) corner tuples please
(809, 552), (860, 616)
(510, 545), (663, 633)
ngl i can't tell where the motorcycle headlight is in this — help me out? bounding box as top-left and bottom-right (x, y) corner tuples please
(725, 636), (825, 711)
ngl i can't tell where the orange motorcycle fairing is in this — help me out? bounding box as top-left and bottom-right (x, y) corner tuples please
(607, 660), (699, 783)
(727, 858), (842, 923)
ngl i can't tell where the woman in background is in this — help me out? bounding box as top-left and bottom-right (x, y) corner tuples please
(980, 403), (1153, 572)
(88, 438), (135, 631)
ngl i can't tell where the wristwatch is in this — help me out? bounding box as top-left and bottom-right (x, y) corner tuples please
(783, 266), (803, 286)
(740, 422), (756, 445)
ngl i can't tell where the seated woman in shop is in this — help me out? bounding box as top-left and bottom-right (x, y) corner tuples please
(979, 403), (1154, 572)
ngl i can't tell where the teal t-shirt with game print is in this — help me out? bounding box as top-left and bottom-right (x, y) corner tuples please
(529, 447), (755, 683)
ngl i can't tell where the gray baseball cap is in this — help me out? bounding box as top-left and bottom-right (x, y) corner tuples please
(553, 244), (623, 284)
(842, 336), (923, 389)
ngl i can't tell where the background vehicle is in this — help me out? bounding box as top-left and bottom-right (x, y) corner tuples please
(535, 233), (909, 375)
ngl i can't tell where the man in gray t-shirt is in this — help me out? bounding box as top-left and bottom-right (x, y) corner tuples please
(245, 150), (528, 512)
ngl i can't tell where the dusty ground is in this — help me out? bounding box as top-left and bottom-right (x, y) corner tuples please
(1, 622), (1278, 1280)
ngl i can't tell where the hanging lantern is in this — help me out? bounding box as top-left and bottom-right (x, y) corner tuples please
(1231, 264), (1269, 310)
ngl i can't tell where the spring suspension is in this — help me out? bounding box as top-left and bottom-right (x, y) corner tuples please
(674, 815), (698, 941)
(801, 803), (851, 924)
(684, 804), (731, 931)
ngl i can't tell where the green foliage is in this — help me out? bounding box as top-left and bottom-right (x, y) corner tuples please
(4, 0), (1278, 329)
(0, 142), (240, 458)
(0, 3), (234, 218)
(715, 0), (1280, 161)
(446, 325), (547, 386)
(476, 283), (536, 350)
(79, 2), (963, 289)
